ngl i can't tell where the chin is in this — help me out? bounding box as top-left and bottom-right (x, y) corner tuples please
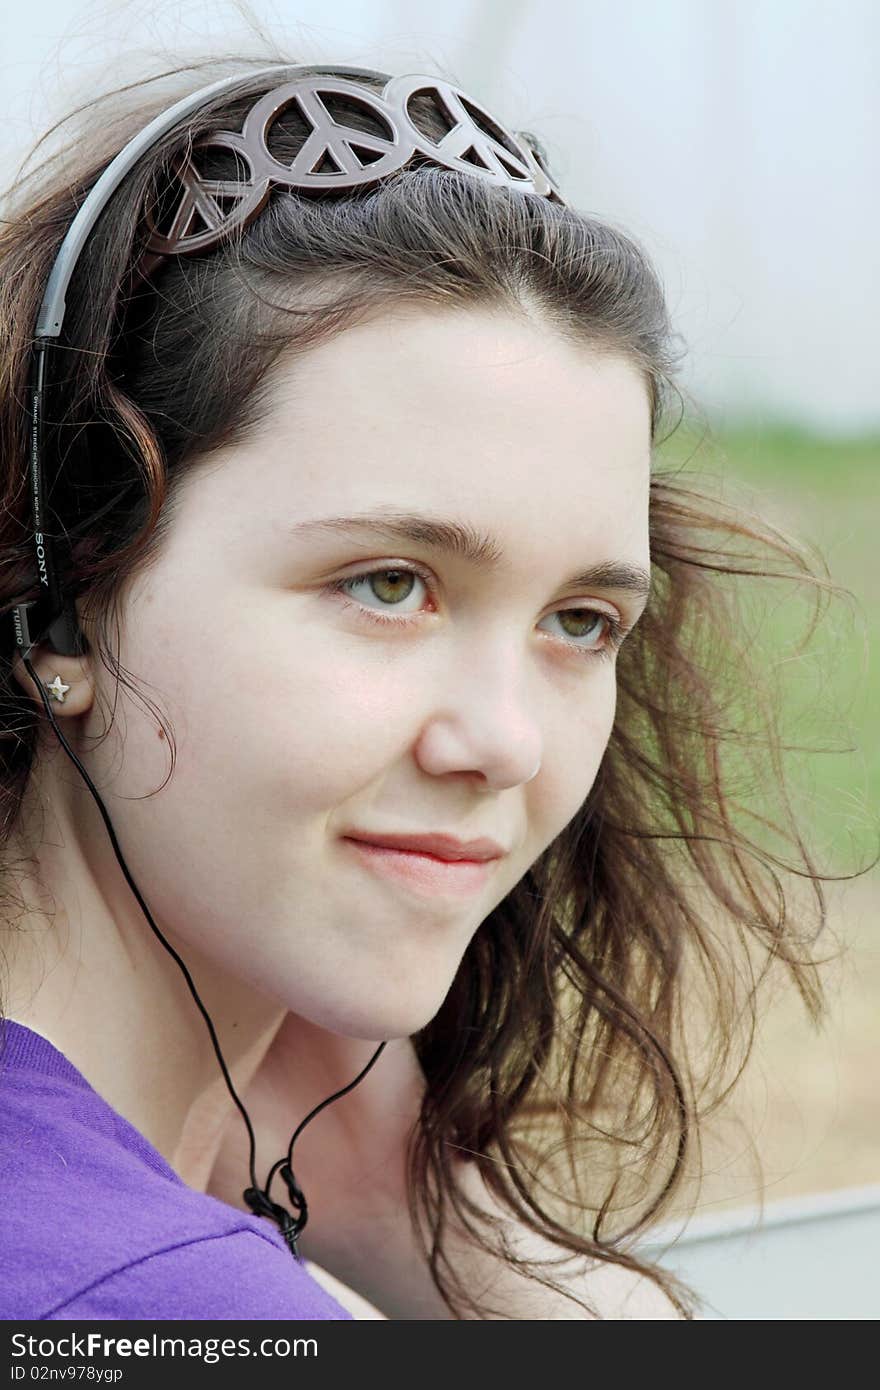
(315, 982), (450, 1044)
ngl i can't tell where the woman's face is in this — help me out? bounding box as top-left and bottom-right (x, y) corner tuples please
(77, 305), (652, 1040)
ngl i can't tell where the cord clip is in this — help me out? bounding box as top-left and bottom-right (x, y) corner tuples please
(243, 1181), (307, 1259)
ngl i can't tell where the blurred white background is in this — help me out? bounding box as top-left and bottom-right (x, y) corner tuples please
(1, 0), (877, 436)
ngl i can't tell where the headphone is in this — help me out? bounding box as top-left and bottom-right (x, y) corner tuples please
(4, 64), (393, 1261)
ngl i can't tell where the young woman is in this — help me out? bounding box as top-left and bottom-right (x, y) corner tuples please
(0, 55), (863, 1321)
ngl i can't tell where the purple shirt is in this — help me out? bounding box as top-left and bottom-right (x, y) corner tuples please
(0, 1021), (352, 1320)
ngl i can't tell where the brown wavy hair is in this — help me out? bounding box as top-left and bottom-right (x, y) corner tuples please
(0, 54), (874, 1319)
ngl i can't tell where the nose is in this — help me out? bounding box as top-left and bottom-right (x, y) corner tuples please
(413, 640), (544, 791)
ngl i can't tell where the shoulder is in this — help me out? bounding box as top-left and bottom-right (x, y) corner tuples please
(47, 1233), (355, 1321)
(0, 1068), (351, 1319)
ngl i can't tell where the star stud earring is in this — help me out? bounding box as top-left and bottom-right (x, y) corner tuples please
(45, 675), (71, 703)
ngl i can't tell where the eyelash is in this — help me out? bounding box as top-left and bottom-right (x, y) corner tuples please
(323, 563), (628, 664)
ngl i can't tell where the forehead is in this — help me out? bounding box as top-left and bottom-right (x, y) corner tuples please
(224, 305), (652, 562)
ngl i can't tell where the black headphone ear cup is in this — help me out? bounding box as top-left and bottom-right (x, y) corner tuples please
(45, 596), (87, 659)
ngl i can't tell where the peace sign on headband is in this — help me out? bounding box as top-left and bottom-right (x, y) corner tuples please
(141, 72), (566, 266)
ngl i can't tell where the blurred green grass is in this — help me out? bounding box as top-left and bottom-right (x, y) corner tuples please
(652, 422), (879, 876)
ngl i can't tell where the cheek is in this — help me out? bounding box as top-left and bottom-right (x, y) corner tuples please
(228, 641), (422, 811)
(79, 634), (415, 931)
(534, 676), (616, 836)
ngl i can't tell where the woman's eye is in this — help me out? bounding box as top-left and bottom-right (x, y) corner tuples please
(324, 565), (626, 662)
(540, 607), (625, 660)
(329, 567), (426, 614)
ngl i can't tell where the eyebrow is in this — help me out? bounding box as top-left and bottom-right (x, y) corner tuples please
(289, 508), (652, 602)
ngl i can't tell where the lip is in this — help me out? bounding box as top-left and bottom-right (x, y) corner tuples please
(340, 837), (497, 897)
(340, 830), (507, 861)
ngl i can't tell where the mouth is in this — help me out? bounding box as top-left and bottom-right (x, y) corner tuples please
(340, 837), (497, 898)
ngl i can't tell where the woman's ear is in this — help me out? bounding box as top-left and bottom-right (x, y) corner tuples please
(10, 598), (96, 717)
